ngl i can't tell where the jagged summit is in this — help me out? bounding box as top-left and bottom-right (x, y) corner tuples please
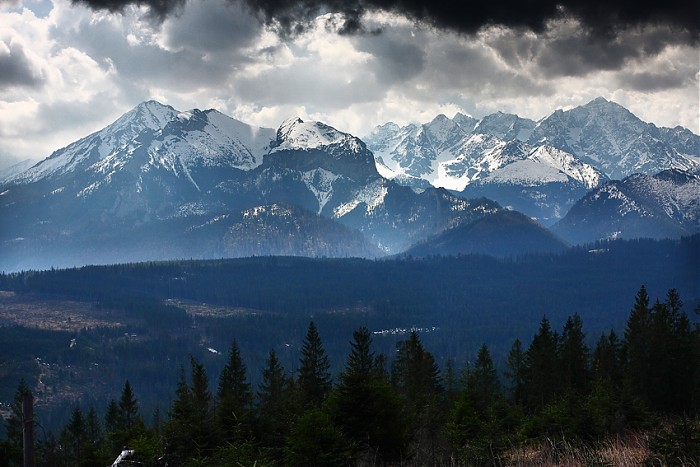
(529, 97), (699, 179)
(363, 97), (698, 223)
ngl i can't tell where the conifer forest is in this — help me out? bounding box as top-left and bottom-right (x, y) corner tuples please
(0, 237), (698, 465)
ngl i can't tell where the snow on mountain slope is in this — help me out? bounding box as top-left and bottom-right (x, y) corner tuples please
(624, 170), (700, 228)
(437, 135), (518, 190)
(524, 146), (602, 188)
(301, 168), (341, 214)
(552, 168), (700, 244)
(0, 159), (34, 184)
(452, 112), (478, 132)
(7, 102), (275, 188)
(144, 109), (273, 173)
(366, 112), (566, 189)
(367, 98), (699, 190)
(332, 178), (389, 218)
(204, 110), (275, 160)
(266, 117), (379, 184)
(14, 101), (180, 183)
(473, 111), (535, 141)
(273, 117), (364, 154)
(529, 97), (700, 179)
(437, 139), (603, 191)
(362, 122), (408, 169)
(364, 114), (470, 181)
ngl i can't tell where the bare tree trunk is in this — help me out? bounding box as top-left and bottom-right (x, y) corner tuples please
(22, 391), (34, 467)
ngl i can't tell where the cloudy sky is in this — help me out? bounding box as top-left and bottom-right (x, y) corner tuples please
(1, 0), (698, 166)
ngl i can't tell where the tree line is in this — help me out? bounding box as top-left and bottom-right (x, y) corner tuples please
(1, 286), (699, 466)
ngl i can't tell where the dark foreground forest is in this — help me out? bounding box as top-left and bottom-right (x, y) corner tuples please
(2, 286), (700, 466)
(0, 236), (698, 465)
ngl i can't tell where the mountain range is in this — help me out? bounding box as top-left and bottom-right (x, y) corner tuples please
(0, 98), (698, 271)
(552, 169), (700, 244)
(365, 98), (699, 225)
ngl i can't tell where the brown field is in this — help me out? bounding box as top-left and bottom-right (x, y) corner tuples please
(0, 290), (124, 331)
(164, 298), (269, 317)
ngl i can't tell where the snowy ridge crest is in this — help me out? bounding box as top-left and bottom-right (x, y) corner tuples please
(272, 117), (363, 154)
(6, 101), (276, 186)
(366, 97), (699, 189)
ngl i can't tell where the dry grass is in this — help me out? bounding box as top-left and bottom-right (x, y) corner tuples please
(506, 433), (650, 466)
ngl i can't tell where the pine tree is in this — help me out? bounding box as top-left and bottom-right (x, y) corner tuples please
(283, 409), (352, 466)
(297, 321), (332, 408)
(448, 346), (513, 465)
(105, 381), (143, 452)
(559, 313), (590, 395)
(61, 406), (85, 465)
(104, 398), (121, 453)
(189, 356), (214, 454)
(504, 339), (526, 405)
(391, 330), (442, 412)
(164, 357), (215, 463)
(523, 316), (559, 409)
(444, 358), (459, 405)
(623, 285), (652, 402)
(329, 327), (410, 463)
(646, 290), (695, 413)
(83, 406), (107, 467)
(164, 365), (191, 463)
(118, 380), (140, 433)
(257, 350), (295, 460)
(591, 330), (621, 388)
(390, 331), (444, 462)
(466, 344), (501, 409)
(217, 340), (253, 443)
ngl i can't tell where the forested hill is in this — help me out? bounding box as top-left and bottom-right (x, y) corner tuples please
(2, 235), (697, 346)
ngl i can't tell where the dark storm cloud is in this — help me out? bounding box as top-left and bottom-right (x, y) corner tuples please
(536, 34), (644, 77)
(352, 32), (425, 83)
(483, 24), (696, 79)
(160, 0), (262, 52)
(0, 41), (43, 89)
(617, 71), (691, 92)
(71, 0), (186, 20)
(418, 40), (550, 98)
(72, 0), (700, 41)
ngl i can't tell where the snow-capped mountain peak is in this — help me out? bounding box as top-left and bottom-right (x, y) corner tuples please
(529, 97), (699, 179)
(265, 117), (379, 183)
(272, 117), (363, 153)
(474, 111), (536, 142)
(6, 102), (277, 186)
(119, 100), (179, 131)
(453, 112), (478, 131)
(11, 101), (181, 183)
